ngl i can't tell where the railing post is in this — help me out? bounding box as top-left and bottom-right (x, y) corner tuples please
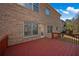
(0, 35), (8, 56)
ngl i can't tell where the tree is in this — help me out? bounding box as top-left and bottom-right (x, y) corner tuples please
(65, 19), (73, 34)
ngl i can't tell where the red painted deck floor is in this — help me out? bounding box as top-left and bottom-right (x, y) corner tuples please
(4, 38), (79, 56)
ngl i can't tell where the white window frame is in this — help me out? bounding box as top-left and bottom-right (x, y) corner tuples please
(23, 22), (38, 38)
(47, 25), (53, 33)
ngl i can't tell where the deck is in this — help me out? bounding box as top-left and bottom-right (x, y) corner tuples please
(3, 38), (79, 56)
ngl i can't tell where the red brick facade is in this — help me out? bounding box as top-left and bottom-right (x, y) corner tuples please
(0, 3), (61, 46)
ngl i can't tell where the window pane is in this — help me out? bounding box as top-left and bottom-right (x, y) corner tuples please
(24, 22), (38, 37)
(45, 8), (51, 16)
(77, 25), (79, 32)
(24, 3), (32, 9)
(56, 26), (58, 31)
(33, 3), (39, 7)
(33, 3), (39, 12)
(47, 26), (53, 33)
(47, 26), (49, 33)
(50, 26), (53, 32)
(24, 23), (32, 36)
(32, 23), (38, 35)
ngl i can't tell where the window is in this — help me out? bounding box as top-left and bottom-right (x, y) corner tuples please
(47, 25), (53, 33)
(24, 3), (32, 9)
(77, 25), (79, 32)
(24, 23), (32, 36)
(56, 26), (58, 31)
(20, 3), (39, 12)
(24, 22), (38, 37)
(45, 8), (51, 16)
(33, 3), (39, 12)
(32, 23), (38, 35)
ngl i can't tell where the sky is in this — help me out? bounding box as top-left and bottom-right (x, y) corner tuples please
(50, 3), (79, 21)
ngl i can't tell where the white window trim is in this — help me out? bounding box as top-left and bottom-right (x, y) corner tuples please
(23, 22), (39, 38)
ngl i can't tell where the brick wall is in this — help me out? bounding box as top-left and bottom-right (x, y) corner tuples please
(0, 3), (61, 46)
